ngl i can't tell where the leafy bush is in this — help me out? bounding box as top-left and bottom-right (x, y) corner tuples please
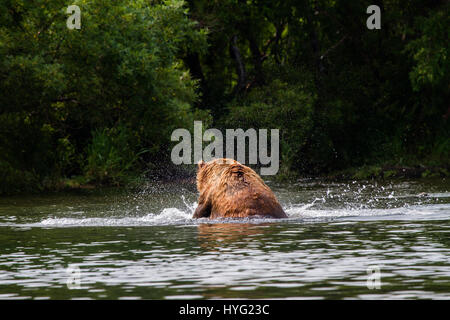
(223, 80), (315, 175)
(84, 125), (145, 185)
(0, 161), (40, 194)
(0, 0), (208, 191)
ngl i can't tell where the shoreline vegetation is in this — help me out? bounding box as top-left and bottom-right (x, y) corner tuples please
(2, 162), (447, 196)
(1, 1), (448, 196)
(61, 163), (450, 189)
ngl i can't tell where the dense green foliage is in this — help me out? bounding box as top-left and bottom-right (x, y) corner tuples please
(0, 0), (448, 193)
(0, 0), (209, 193)
(187, 0), (449, 175)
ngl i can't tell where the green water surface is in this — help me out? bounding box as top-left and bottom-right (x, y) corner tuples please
(0, 179), (449, 299)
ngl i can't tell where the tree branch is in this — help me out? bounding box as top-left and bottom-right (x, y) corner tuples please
(320, 34), (348, 60)
(229, 35), (247, 95)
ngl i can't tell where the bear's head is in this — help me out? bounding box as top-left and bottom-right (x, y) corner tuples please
(196, 158), (240, 193)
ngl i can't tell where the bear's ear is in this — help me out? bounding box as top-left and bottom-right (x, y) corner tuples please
(198, 160), (205, 169)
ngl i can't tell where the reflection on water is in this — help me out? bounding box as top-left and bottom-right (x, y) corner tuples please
(0, 179), (449, 299)
(197, 223), (272, 250)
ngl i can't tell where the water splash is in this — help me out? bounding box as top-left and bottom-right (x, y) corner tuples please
(1, 181), (448, 228)
(38, 208), (194, 227)
(285, 203), (450, 221)
(30, 202), (449, 228)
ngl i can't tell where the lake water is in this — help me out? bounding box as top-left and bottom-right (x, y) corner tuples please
(0, 178), (449, 299)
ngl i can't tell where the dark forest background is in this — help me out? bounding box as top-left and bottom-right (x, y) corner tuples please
(0, 0), (448, 194)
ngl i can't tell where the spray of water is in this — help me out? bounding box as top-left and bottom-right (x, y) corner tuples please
(0, 180), (446, 228)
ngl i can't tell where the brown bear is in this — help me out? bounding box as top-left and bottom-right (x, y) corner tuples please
(192, 158), (287, 219)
